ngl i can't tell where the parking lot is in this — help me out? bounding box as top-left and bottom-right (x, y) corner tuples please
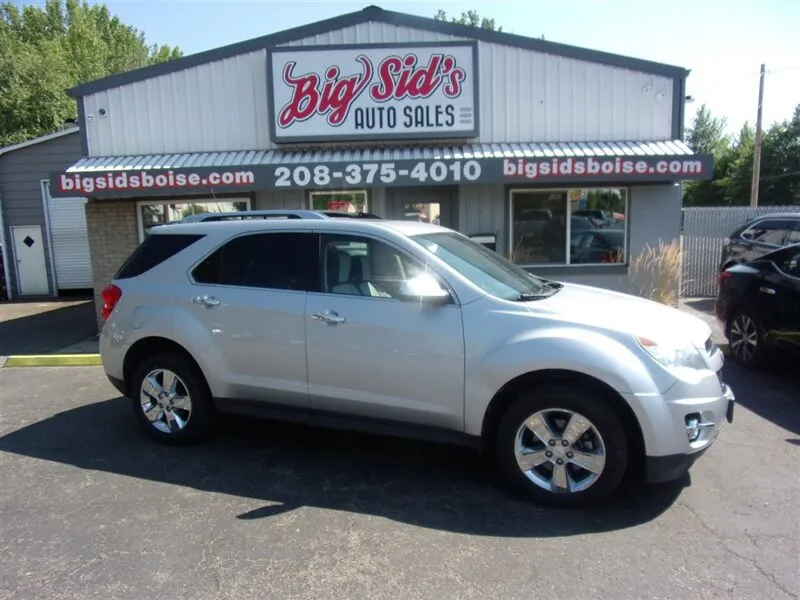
(0, 360), (798, 600)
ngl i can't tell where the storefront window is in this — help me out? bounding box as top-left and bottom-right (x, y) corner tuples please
(137, 198), (250, 241)
(402, 203), (440, 224)
(510, 188), (627, 266)
(309, 190), (368, 213)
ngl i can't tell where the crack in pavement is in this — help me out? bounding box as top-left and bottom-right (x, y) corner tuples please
(679, 502), (799, 599)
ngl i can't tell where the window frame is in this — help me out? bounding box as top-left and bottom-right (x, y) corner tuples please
(136, 197), (252, 242)
(313, 230), (459, 306)
(187, 229), (320, 293)
(508, 187), (630, 268)
(308, 189), (369, 213)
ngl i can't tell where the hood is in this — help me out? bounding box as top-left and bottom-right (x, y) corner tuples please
(528, 281), (712, 349)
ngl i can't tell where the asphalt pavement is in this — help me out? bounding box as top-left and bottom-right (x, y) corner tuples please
(0, 362), (798, 600)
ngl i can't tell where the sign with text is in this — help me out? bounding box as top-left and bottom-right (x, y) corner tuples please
(267, 42), (479, 143)
(48, 154), (713, 198)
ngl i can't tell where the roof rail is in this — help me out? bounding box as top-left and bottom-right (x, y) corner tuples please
(177, 209), (332, 223)
(175, 209), (383, 224)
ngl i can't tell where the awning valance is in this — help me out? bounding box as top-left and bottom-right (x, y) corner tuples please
(49, 140), (712, 198)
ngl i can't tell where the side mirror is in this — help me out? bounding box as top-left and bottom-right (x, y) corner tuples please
(399, 273), (451, 305)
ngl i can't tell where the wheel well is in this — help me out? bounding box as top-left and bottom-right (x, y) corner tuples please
(481, 369), (646, 476)
(122, 337), (205, 395)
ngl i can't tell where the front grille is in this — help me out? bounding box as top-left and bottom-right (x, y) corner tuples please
(705, 337), (714, 354)
(717, 370), (725, 388)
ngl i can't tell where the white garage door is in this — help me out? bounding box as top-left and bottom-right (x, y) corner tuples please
(43, 182), (93, 289)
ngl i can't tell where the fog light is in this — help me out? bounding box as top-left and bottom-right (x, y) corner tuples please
(686, 415), (701, 441)
(685, 412), (715, 442)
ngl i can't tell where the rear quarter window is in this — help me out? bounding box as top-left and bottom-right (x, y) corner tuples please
(115, 233), (204, 279)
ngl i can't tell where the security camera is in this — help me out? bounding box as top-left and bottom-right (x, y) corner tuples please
(98, 108), (107, 117)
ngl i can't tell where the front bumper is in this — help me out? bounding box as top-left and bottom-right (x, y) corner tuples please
(645, 381), (735, 484)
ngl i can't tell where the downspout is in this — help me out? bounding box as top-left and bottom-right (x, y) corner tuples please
(0, 193), (13, 300)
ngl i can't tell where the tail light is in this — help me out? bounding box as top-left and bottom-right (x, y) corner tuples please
(101, 284), (122, 320)
(717, 272), (733, 287)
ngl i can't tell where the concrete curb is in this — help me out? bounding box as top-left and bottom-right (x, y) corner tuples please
(3, 354), (102, 368)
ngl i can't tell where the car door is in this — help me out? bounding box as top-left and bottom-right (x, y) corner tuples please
(304, 231), (466, 432)
(759, 247), (800, 352)
(185, 230), (319, 408)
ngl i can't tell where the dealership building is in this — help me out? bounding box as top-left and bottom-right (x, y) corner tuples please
(48, 6), (711, 325)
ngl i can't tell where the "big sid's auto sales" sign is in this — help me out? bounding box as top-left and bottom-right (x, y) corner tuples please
(267, 42), (479, 143)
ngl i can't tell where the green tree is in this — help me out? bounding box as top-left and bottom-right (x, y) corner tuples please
(718, 122), (755, 206)
(758, 104), (800, 205)
(0, 0), (182, 146)
(434, 9), (502, 31)
(683, 105), (732, 206)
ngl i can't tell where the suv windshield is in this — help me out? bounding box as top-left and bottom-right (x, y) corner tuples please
(412, 232), (553, 300)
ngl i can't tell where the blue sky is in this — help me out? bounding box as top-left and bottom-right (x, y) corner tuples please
(37, 0), (800, 136)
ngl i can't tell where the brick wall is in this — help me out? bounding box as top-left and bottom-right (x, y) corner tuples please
(85, 200), (139, 330)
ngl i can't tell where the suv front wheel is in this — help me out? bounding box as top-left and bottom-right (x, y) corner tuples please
(131, 352), (215, 444)
(495, 383), (629, 507)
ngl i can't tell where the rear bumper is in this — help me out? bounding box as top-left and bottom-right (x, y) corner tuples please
(106, 374), (127, 396)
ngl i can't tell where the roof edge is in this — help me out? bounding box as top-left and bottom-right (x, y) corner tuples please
(0, 127), (80, 158)
(67, 6), (689, 99)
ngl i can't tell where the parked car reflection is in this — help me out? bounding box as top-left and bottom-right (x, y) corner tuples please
(570, 230), (625, 264)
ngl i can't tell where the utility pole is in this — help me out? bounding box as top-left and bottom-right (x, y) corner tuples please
(750, 63), (766, 207)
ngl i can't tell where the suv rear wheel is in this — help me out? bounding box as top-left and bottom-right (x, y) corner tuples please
(495, 383), (629, 507)
(131, 352), (215, 444)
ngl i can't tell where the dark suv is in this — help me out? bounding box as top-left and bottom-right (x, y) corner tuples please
(719, 213), (800, 272)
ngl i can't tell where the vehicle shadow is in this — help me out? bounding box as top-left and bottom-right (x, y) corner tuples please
(0, 297), (96, 355)
(0, 396), (689, 538)
(722, 356), (800, 436)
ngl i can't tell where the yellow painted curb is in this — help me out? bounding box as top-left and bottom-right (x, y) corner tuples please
(4, 354), (102, 367)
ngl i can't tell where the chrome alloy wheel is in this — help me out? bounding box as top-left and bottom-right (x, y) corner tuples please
(729, 313), (758, 363)
(139, 369), (192, 434)
(514, 408), (606, 494)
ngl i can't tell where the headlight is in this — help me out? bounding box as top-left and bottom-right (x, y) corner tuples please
(636, 336), (708, 372)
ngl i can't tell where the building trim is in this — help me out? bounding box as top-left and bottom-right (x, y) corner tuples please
(66, 5), (689, 100)
(39, 180), (58, 297)
(77, 98), (90, 155)
(0, 192), (12, 300)
(0, 127), (80, 158)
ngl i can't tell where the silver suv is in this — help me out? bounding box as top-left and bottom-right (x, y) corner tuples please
(99, 213), (735, 507)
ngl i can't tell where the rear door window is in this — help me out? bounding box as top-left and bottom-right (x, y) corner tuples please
(192, 232), (319, 292)
(785, 220), (800, 245)
(115, 233), (204, 279)
(742, 219), (793, 246)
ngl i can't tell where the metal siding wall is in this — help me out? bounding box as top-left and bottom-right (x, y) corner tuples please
(82, 22), (675, 156)
(0, 132), (83, 296)
(458, 185), (506, 253)
(253, 189), (306, 209)
(84, 49), (271, 156)
(680, 206), (796, 297)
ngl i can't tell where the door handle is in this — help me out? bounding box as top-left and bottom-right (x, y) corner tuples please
(759, 286), (776, 295)
(312, 311), (345, 325)
(193, 295), (220, 307)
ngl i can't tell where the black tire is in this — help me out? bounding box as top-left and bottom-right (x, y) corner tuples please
(726, 306), (768, 368)
(495, 382), (629, 508)
(130, 352), (215, 445)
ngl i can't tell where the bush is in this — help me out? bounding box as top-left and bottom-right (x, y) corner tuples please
(625, 241), (683, 307)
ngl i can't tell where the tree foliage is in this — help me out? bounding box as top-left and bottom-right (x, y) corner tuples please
(684, 104), (800, 206)
(434, 9), (502, 31)
(0, 0), (182, 146)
